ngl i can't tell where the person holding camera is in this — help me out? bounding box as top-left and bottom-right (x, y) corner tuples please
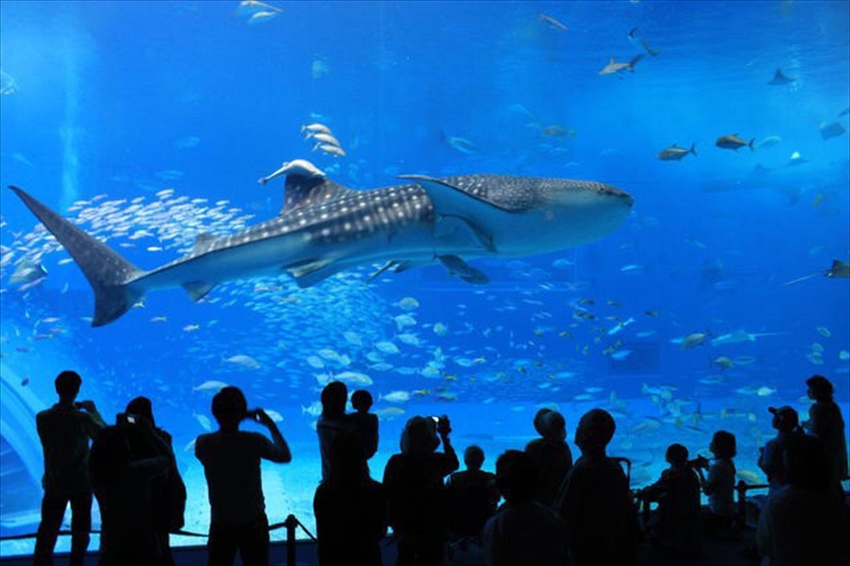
(383, 415), (459, 566)
(195, 386), (291, 566)
(34, 370), (106, 566)
(90, 407), (175, 566)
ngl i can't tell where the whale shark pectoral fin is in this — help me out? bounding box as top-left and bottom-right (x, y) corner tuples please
(182, 280), (217, 302)
(368, 259), (432, 283)
(435, 214), (497, 253)
(285, 257), (339, 288)
(367, 261), (399, 283)
(438, 255), (489, 285)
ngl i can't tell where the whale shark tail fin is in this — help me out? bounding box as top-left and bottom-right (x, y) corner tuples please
(8, 186), (144, 326)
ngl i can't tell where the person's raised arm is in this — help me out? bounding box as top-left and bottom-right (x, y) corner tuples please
(254, 409), (292, 463)
(437, 416), (459, 475)
(77, 400), (106, 430)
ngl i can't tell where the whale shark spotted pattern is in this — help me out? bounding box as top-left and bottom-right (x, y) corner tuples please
(9, 172), (633, 326)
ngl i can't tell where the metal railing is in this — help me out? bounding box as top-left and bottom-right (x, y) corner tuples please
(0, 514), (316, 566)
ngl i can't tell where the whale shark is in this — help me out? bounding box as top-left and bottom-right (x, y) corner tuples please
(9, 172), (633, 326)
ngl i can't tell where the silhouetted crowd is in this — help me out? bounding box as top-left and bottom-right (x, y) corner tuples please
(32, 371), (849, 566)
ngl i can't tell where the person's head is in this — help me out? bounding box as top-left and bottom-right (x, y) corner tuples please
(54, 370), (81, 403)
(351, 389), (373, 413)
(806, 375), (834, 401)
(321, 381), (348, 418)
(495, 450), (536, 504)
(768, 406), (799, 433)
(464, 445), (485, 471)
(126, 396), (155, 427)
(710, 430), (737, 459)
(211, 386), (248, 429)
(574, 409), (615, 455)
(666, 443), (689, 466)
(533, 408), (553, 436)
(400, 416), (440, 457)
(541, 410), (567, 442)
(783, 434), (830, 491)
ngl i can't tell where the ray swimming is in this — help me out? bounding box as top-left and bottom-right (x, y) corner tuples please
(9, 171), (633, 326)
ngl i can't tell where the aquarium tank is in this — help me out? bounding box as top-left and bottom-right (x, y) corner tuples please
(1, 0), (848, 557)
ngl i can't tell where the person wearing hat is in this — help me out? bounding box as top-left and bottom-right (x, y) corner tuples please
(802, 375), (848, 489)
(758, 406), (804, 496)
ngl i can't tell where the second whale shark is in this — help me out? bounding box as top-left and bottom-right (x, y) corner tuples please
(10, 171), (633, 326)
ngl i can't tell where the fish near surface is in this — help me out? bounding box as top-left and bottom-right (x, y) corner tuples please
(8, 173), (632, 326)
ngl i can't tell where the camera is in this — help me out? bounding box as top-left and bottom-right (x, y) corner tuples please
(431, 415), (451, 436)
(688, 455), (710, 470)
(246, 409), (262, 422)
(117, 412), (137, 425)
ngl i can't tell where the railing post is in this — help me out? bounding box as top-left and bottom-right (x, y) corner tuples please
(285, 514), (297, 566)
(735, 480), (747, 529)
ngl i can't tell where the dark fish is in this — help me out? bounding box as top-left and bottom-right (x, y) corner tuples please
(658, 143), (697, 161)
(818, 121), (846, 140)
(716, 134), (755, 151)
(825, 259), (850, 278)
(840, 107), (849, 117)
(628, 28), (660, 57)
(767, 68), (796, 85)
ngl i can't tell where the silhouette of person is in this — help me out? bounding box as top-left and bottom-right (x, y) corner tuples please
(803, 375), (848, 489)
(557, 408), (637, 566)
(757, 434), (850, 565)
(695, 430), (737, 535)
(317, 381), (360, 482)
(482, 450), (567, 566)
(446, 445), (499, 542)
(524, 408), (573, 508)
(195, 386), (292, 566)
(90, 413), (173, 566)
(314, 422), (387, 566)
(315, 382), (386, 566)
(34, 370), (106, 566)
(758, 406), (804, 497)
(383, 415), (459, 566)
(122, 397), (186, 566)
(638, 443), (702, 557)
(350, 389), (379, 461)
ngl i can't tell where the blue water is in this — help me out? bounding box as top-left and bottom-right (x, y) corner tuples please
(1, 0), (848, 556)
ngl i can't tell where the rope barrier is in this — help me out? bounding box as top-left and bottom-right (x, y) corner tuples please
(0, 513), (316, 543)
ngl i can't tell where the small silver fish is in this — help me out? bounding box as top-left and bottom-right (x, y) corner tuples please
(301, 122), (332, 135)
(312, 143), (346, 157)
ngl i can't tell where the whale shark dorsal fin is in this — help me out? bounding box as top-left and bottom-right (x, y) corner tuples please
(280, 175), (356, 215)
